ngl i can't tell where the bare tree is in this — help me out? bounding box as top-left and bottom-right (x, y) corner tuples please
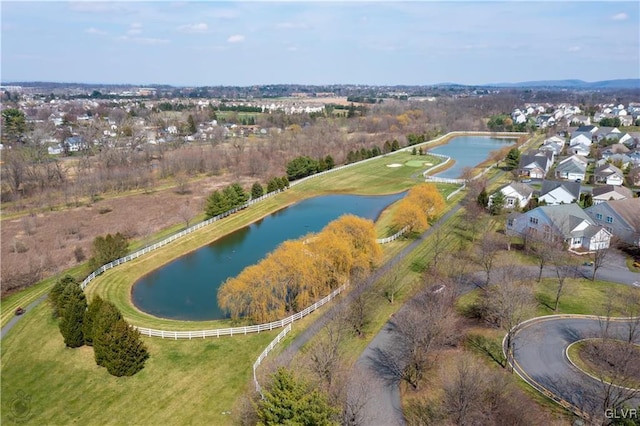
(551, 250), (576, 311)
(526, 234), (562, 282)
(177, 201), (196, 229)
(442, 354), (488, 425)
(478, 265), (536, 371)
(474, 232), (505, 286)
(591, 245), (612, 281)
(307, 313), (348, 388)
(374, 287), (459, 389)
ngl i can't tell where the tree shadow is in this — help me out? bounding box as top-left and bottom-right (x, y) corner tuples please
(465, 334), (506, 367)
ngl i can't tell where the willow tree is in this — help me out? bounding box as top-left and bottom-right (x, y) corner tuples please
(393, 199), (429, 234)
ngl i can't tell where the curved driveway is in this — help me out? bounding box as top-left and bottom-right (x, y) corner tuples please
(510, 316), (640, 417)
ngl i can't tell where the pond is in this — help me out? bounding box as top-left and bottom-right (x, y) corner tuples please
(132, 192), (405, 321)
(429, 135), (516, 179)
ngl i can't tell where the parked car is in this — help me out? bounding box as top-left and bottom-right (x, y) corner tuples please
(15, 307), (25, 316)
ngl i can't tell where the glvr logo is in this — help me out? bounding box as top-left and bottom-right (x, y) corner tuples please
(10, 390), (32, 423)
(605, 408), (638, 419)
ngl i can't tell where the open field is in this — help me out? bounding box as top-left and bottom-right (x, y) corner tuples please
(0, 296), (331, 425)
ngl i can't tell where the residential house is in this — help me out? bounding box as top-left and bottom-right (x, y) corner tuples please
(594, 164), (624, 186)
(539, 180), (581, 205)
(518, 151), (553, 179)
(555, 155), (587, 181)
(489, 182), (534, 210)
(506, 204), (611, 251)
(571, 125), (598, 141)
(591, 185), (634, 205)
(47, 144), (63, 155)
(544, 135), (566, 146)
(570, 134), (593, 147)
(539, 142), (563, 157)
(568, 143), (591, 157)
(585, 198), (640, 246)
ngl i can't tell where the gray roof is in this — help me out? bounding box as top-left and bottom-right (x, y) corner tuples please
(505, 182), (534, 198)
(556, 158), (586, 174)
(592, 185), (633, 199)
(594, 163), (624, 177)
(606, 198), (640, 231)
(540, 180), (581, 199)
(537, 204), (594, 238)
(519, 153), (550, 170)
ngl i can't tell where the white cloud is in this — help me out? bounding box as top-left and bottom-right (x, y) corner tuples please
(117, 36), (169, 45)
(611, 12), (628, 21)
(568, 46), (581, 52)
(85, 27), (107, 36)
(127, 23), (143, 36)
(227, 34), (245, 43)
(178, 23), (209, 34)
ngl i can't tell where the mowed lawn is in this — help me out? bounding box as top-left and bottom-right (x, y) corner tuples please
(291, 151), (446, 195)
(0, 301), (285, 425)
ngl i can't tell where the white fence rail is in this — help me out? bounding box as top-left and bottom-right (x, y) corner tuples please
(253, 324), (292, 396)
(134, 283), (347, 339)
(376, 226), (409, 244)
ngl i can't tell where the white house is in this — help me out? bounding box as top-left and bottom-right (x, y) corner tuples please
(518, 151), (553, 179)
(539, 180), (581, 205)
(594, 164), (624, 186)
(506, 204), (611, 251)
(489, 182), (534, 210)
(591, 185), (633, 205)
(570, 134), (593, 147)
(555, 155), (587, 181)
(568, 143), (591, 157)
(585, 198), (640, 246)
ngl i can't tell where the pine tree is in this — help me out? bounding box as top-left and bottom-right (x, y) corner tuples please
(324, 155), (335, 169)
(102, 319), (149, 377)
(489, 191), (506, 216)
(93, 301), (123, 367)
(58, 283), (87, 348)
(257, 367), (338, 426)
(205, 190), (228, 218)
(251, 182), (264, 199)
(49, 275), (78, 318)
(477, 188), (490, 208)
(267, 178), (279, 193)
(505, 148), (520, 170)
(83, 296), (105, 346)
(391, 139), (400, 151)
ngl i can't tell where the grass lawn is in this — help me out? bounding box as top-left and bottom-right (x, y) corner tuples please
(0, 294), (328, 425)
(566, 340), (640, 390)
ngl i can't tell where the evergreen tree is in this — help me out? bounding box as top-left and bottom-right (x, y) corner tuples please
(411, 147), (417, 155)
(50, 275), (78, 318)
(251, 182), (264, 199)
(505, 148), (521, 170)
(257, 367), (339, 426)
(102, 319), (149, 377)
(324, 154), (335, 169)
(83, 296), (105, 346)
(383, 140), (392, 153)
(89, 233), (129, 270)
(58, 283), (87, 348)
(391, 139), (400, 151)
(281, 175), (290, 188)
(318, 157), (328, 172)
(489, 191), (505, 216)
(267, 178), (279, 193)
(93, 301), (123, 367)
(229, 183), (249, 204)
(371, 146), (381, 157)
(187, 114), (197, 135)
(205, 190), (228, 218)
(477, 188), (490, 208)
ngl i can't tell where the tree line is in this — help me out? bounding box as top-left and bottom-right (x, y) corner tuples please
(218, 215), (381, 323)
(49, 275), (148, 377)
(285, 155), (335, 181)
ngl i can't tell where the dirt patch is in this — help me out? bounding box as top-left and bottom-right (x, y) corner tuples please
(0, 175), (253, 296)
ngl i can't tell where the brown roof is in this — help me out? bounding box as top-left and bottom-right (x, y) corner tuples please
(592, 185), (633, 199)
(607, 198), (640, 230)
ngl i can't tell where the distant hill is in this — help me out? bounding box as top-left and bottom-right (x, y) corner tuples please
(486, 79), (640, 89)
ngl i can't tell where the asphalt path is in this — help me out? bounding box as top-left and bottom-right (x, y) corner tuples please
(510, 316), (640, 418)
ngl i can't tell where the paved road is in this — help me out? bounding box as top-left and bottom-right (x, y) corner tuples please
(0, 294), (47, 339)
(511, 316), (640, 419)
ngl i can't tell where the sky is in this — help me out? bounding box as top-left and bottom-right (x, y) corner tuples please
(1, 1), (639, 86)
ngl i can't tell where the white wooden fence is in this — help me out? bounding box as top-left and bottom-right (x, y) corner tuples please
(134, 283), (347, 339)
(376, 226), (409, 244)
(253, 324), (292, 396)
